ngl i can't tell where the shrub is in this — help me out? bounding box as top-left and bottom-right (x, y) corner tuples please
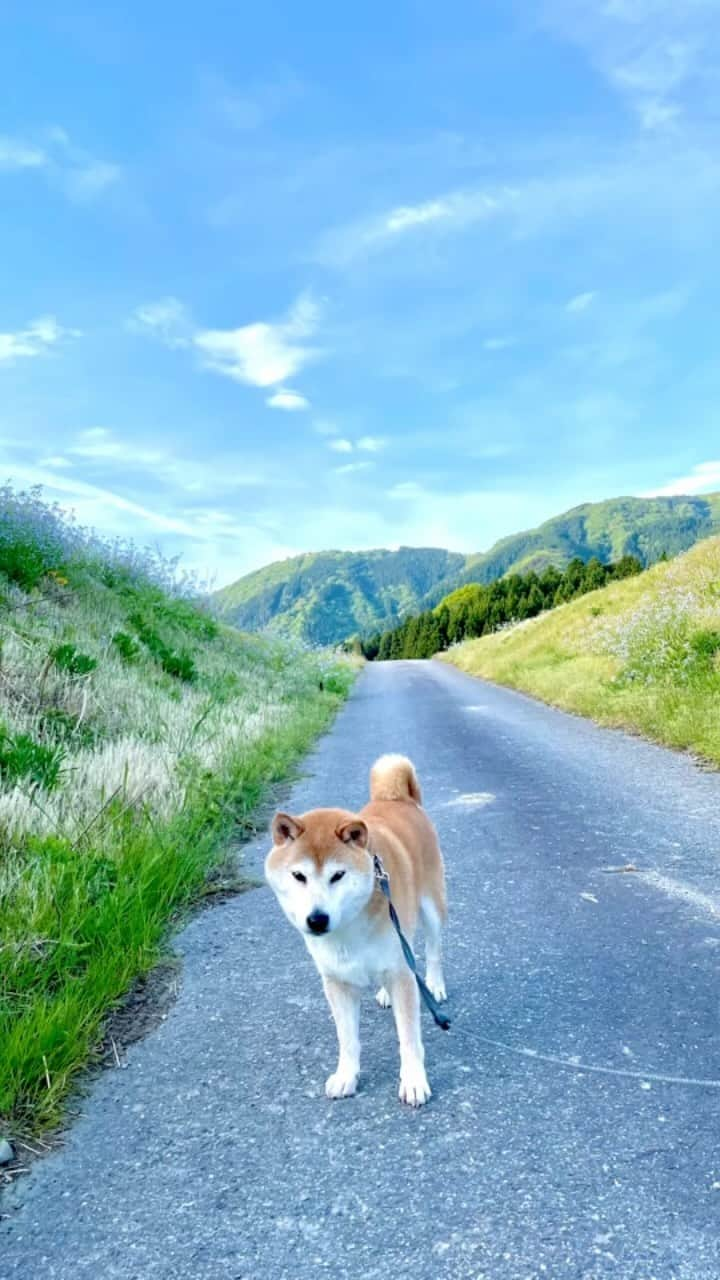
(128, 612), (197, 682)
(128, 613), (165, 658)
(159, 648), (197, 682)
(318, 668), (354, 697)
(0, 540), (54, 591)
(152, 596), (219, 640)
(50, 643), (98, 678)
(0, 730), (66, 791)
(112, 631), (141, 663)
(689, 628), (720, 666)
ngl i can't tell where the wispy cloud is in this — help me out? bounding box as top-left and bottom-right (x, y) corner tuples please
(266, 388), (310, 411)
(540, 1), (718, 132)
(384, 199), (456, 233)
(643, 460), (720, 497)
(0, 127), (121, 201)
(194, 292), (321, 387)
(333, 460), (374, 476)
(314, 189), (503, 266)
(483, 336), (515, 351)
(203, 68), (306, 132)
(129, 297), (193, 348)
(38, 455), (73, 469)
(5, 461), (198, 536)
(63, 160), (122, 203)
(0, 316), (80, 365)
(326, 435), (385, 455)
(131, 291), (321, 401)
(566, 291), (596, 313)
(69, 427), (166, 466)
(0, 136), (47, 170)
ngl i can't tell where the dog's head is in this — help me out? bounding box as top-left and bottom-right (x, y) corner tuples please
(265, 808), (374, 937)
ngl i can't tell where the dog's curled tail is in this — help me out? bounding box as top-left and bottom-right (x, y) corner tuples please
(369, 754), (422, 805)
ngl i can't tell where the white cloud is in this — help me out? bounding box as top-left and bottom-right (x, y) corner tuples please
(483, 336), (515, 351)
(334, 460), (373, 475)
(643, 460), (720, 497)
(266, 388), (310, 411)
(194, 292), (321, 387)
(637, 99), (682, 130)
(4, 462), (198, 537)
(384, 199), (455, 233)
(38, 455), (73, 469)
(0, 129), (121, 200)
(69, 428), (166, 466)
(539, 1), (715, 132)
(0, 316), (79, 364)
(357, 436), (386, 452)
(130, 298), (194, 348)
(314, 189), (503, 266)
(0, 136), (47, 170)
(325, 435), (385, 454)
(566, 291), (596, 313)
(64, 161), (122, 202)
(386, 481), (425, 501)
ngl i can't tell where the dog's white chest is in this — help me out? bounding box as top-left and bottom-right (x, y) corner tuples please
(305, 920), (401, 987)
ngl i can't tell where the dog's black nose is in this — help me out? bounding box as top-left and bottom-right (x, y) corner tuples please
(306, 910), (330, 935)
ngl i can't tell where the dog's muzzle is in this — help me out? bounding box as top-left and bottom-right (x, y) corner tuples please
(306, 910), (330, 936)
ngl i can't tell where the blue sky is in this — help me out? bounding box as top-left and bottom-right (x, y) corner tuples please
(2, 0), (720, 586)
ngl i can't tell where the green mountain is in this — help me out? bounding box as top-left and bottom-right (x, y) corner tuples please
(214, 494), (720, 645)
(213, 547), (465, 646)
(428, 493), (720, 601)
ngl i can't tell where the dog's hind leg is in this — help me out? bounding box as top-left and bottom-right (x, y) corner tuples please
(420, 894), (447, 1003)
(322, 976), (361, 1099)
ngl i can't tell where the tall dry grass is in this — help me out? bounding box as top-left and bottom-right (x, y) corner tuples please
(442, 537), (720, 764)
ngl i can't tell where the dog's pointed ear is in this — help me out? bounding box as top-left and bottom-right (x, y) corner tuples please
(272, 812), (305, 845)
(336, 818), (369, 848)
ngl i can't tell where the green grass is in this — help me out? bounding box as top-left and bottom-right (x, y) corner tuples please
(441, 536), (720, 766)
(0, 684), (350, 1135)
(0, 486), (356, 1136)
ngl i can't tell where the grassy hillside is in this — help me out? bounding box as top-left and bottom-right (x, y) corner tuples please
(214, 495), (720, 645)
(0, 486), (353, 1137)
(213, 546), (465, 645)
(442, 536), (720, 766)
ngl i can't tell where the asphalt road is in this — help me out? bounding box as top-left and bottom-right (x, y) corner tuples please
(4, 660), (720, 1279)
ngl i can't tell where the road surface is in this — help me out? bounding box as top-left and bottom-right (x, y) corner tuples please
(3, 660), (720, 1279)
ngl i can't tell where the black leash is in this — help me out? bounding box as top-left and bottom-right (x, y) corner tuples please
(373, 854), (451, 1031)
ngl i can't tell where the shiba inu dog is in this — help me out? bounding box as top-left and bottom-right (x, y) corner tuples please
(265, 754), (447, 1106)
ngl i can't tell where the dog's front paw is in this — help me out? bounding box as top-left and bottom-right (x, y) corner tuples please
(399, 1064), (432, 1107)
(426, 977), (447, 1003)
(325, 1069), (359, 1100)
(375, 986), (392, 1008)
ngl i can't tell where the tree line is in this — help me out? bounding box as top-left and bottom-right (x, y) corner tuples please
(358, 555), (644, 661)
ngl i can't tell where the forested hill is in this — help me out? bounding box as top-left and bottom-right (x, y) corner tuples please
(214, 493), (720, 645)
(428, 493), (720, 600)
(213, 547), (465, 646)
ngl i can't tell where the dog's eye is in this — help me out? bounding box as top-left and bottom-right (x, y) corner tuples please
(292, 870), (307, 884)
(329, 870), (346, 884)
